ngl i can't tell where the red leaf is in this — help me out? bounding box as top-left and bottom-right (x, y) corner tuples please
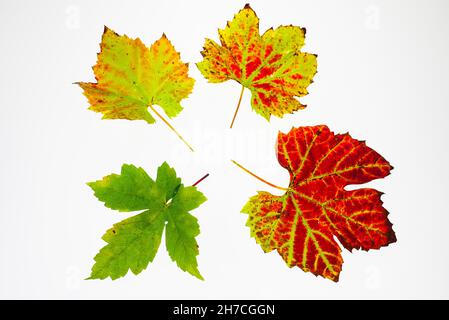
(241, 125), (396, 281)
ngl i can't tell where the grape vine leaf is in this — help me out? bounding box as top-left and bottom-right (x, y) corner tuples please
(240, 125), (396, 281)
(87, 162), (207, 280)
(197, 4), (317, 122)
(77, 26), (195, 150)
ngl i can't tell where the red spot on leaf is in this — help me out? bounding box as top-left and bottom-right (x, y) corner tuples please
(254, 66), (276, 81)
(264, 45), (273, 58)
(257, 92), (271, 106)
(230, 63), (242, 78)
(268, 54), (282, 64)
(253, 83), (274, 91)
(246, 57), (262, 78)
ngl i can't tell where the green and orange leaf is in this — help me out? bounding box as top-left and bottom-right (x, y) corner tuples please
(77, 27), (195, 150)
(239, 125), (396, 281)
(197, 4), (317, 124)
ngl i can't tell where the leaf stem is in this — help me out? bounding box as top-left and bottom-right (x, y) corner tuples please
(149, 105), (194, 152)
(231, 160), (288, 191)
(192, 173), (209, 187)
(229, 85), (245, 129)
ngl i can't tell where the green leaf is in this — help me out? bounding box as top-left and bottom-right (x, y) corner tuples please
(87, 163), (207, 280)
(156, 161), (181, 200)
(89, 210), (165, 280)
(165, 186), (207, 280)
(171, 186), (207, 212)
(87, 164), (159, 212)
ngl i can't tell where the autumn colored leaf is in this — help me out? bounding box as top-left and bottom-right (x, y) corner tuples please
(197, 4), (317, 127)
(234, 125), (396, 281)
(87, 162), (207, 280)
(77, 26), (195, 151)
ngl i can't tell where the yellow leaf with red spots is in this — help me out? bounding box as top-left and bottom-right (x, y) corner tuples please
(197, 4), (317, 122)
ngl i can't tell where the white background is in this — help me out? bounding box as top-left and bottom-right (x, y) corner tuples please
(0, 0), (448, 299)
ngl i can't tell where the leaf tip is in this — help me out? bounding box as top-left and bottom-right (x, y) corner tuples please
(86, 181), (95, 189)
(191, 269), (205, 281)
(160, 161), (170, 169)
(387, 227), (397, 245)
(102, 25), (114, 36)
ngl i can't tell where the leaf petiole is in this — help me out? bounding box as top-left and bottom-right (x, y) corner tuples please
(231, 160), (288, 191)
(192, 173), (209, 187)
(149, 105), (194, 152)
(229, 85), (245, 129)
